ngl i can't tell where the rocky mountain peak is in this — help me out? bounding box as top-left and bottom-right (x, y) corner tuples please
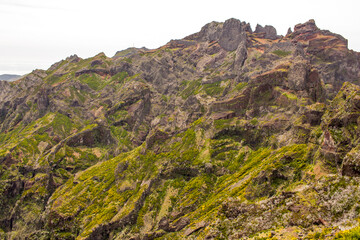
(185, 18), (250, 51)
(65, 54), (81, 63)
(294, 19), (318, 33)
(219, 18), (246, 51)
(184, 21), (223, 42)
(254, 24), (280, 40)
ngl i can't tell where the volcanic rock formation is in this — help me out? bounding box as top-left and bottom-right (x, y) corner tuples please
(0, 18), (360, 239)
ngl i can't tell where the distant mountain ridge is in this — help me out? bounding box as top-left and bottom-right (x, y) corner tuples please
(0, 74), (21, 81)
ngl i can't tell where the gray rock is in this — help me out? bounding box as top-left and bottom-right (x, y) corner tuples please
(234, 33), (248, 71)
(287, 27), (292, 36)
(219, 18), (244, 51)
(184, 18), (250, 52)
(184, 221), (208, 236)
(254, 24), (279, 40)
(0, 81), (13, 102)
(185, 21), (223, 42)
(288, 59), (310, 91)
(294, 19), (318, 33)
(241, 22), (252, 33)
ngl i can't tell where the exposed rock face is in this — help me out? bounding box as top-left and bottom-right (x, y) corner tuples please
(1, 18), (360, 240)
(288, 59), (310, 91)
(234, 34), (248, 71)
(219, 18), (245, 51)
(186, 21), (223, 42)
(286, 27), (292, 36)
(36, 88), (50, 115)
(0, 80), (14, 102)
(66, 124), (115, 147)
(294, 19), (318, 33)
(254, 24), (279, 40)
(186, 18), (249, 52)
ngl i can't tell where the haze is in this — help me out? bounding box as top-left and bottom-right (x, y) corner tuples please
(1, 0), (359, 75)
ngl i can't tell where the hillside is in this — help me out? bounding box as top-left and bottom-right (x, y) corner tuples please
(1, 18), (360, 239)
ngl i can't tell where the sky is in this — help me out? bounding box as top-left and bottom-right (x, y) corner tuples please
(1, 0), (359, 75)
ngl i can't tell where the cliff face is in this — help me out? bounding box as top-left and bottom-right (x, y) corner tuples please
(1, 18), (360, 239)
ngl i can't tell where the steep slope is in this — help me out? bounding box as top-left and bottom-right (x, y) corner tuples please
(1, 18), (360, 239)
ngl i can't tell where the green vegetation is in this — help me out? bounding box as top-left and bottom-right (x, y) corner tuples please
(78, 73), (105, 91)
(110, 71), (128, 83)
(272, 50), (292, 57)
(282, 91), (298, 100)
(180, 79), (202, 99)
(203, 80), (226, 96)
(234, 82), (248, 92)
(335, 223), (360, 239)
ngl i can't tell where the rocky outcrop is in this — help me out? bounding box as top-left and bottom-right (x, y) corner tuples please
(219, 18), (246, 51)
(35, 88), (50, 115)
(184, 21), (223, 42)
(254, 24), (279, 40)
(0, 80), (14, 102)
(66, 124), (115, 147)
(288, 59), (310, 91)
(286, 27), (292, 36)
(293, 19), (318, 34)
(211, 111), (236, 120)
(210, 92), (250, 114)
(145, 128), (169, 149)
(234, 36), (248, 71)
(185, 18), (249, 52)
(305, 68), (325, 102)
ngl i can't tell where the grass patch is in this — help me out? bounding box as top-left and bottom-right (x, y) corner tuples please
(78, 73), (104, 91)
(180, 79), (201, 99)
(272, 50), (291, 57)
(203, 81), (226, 96)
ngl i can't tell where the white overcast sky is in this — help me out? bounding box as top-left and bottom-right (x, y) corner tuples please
(1, 0), (359, 75)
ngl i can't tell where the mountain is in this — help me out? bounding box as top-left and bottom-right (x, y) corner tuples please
(1, 18), (360, 239)
(0, 74), (21, 81)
